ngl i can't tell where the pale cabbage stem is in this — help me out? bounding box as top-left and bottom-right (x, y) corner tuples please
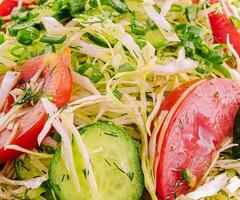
(198, 138), (236, 187)
(0, 173), (48, 188)
(62, 116), (100, 200)
(5, 145), (53, 158)
(227, 34), (240, 72)
(4, 122), (19, 148)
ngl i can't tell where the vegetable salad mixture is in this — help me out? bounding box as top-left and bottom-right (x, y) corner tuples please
(1, 0), (240, 199)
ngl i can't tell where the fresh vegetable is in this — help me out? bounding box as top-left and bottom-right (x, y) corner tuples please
(233, 108), (240, 159)
(0, 0), (18, 17)
(154, 78), (240, 199)
(0, 49), (72, 163)
(209, 12), (240, 56)
(49, 122), (144, 200)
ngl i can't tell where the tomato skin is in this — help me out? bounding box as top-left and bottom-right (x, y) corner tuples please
(0, 49), (72, 163)
(209, 12), (240, 56)
(155, 78), (240, 199)
(0, 0), (18, 17)
(0, 95), (14, 113)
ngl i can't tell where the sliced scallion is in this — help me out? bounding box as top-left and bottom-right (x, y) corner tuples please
(40, 35), (67, 44)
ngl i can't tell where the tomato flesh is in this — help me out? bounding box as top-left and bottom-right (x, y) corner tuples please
(155, 78), (240, 199)
(0, 49), (72, 162)
(0, 0), (18, 17)
(209, 12), (240, 56)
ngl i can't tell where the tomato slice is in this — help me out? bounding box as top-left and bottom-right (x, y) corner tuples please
(0, 49), (72, 162)
(208, 12), (240, 56)
(155, 78), (240, 199)
(0, 95), (14, 113)
(0, 0), (18, 17)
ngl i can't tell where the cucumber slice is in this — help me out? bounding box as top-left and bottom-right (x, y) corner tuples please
(144, 30), (165, 49)
(15, 156), (51, 180)
(49, 121), (144, 200)
(86, 32), (118, 48)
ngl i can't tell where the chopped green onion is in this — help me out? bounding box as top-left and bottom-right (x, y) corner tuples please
(214, 44), (227, 50)
(230, 15), (240, 29)
(17, 27), (40, 45)
(113, 88), (123, 100)
(89, 0), (98, 7)
(78, 63), (93, 75)
(131, 20), (147, 35)
(36, 0), (48, 4)
(147, 19), (158, 30)
(10, 46), (27, 58)
(78, 63), (102, 83)
(135, 38), (147, 48)
(69, 0), (85, 15)
(11, 7), (24, 20)
(170, 4), (182, 12)
(40, 35), (67, 44)
(106, 0), (128, 13)
(181, 168), (190, 184)
(213, 65), (231, 79)
(119, 63), (135, 72)
(44, 44), (56, 53)
(185, 5), (198, 21)
(0, 33), (4, 45)
(18, 11), (30, 22)
(0, 17), (3, 29)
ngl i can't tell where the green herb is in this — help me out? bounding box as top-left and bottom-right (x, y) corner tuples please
(51, 132), (62, 143)
(10, 46), (27, 58)
(230, 15), (240, 29)
(40, 35), (67, 44)
(147, 19), (158, 30)
(78, 63), (102, 83)
(113, 162), (134, 181)
(0, 17), (3, 29)
(104, 131), (118, 137)
(126, 172), (134, 181)
(170, 4), (182, 12)
(44, 44), (56, 53)
(185, 5), (198, 21)
(11, 7), (25, 20)
(113, 88), (123, 100)
(104, 158), (112, 166)
(105, 0), (128, 13)
(0, 33), (4, 45)
(119, 63), (135, 72)
(181, 168), (190, 184)
(36, 0), (48, 4)
(17, 27), (40, 45)
(135, 38), (147, 48)
(214, 91), (220, 98)
(82, 168), (89, 179)
(16, 160), (30, 172)
(14, 87), (42, 105)
(131, 20), (147, 35)
(89, 0), (98, 7)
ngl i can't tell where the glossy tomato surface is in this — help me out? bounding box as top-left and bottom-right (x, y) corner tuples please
(0, 49), (72, 162)
(0, 0), (18, 16)
(155, 78), (240, 199)
(209, 12), (240, 56)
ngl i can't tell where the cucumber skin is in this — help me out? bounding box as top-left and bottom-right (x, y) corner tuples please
(49, 121), (144, 200)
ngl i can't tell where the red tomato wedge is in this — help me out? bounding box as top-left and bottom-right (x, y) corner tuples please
(155, 78), (240, 199)
(0, 0), (34, 17)
(208, 12), (240, 56)
(0, 0), (18, 17)
(0, 95), (14, 113)
(192, 0), (240, 56)
(0, 49), (72, 163)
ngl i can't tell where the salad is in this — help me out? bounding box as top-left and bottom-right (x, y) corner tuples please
(1, 0), (240, 199)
